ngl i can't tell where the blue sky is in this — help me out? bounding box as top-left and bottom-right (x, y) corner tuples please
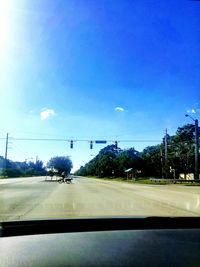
(0, 0), (199, 171)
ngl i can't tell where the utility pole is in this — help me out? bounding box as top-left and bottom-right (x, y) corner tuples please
(165, 128), (168, 178)
(5, 133), (8, 160)
(195, 119), (199, 179)
(160, 146), (164, 178)
(4, 133), (9, 172)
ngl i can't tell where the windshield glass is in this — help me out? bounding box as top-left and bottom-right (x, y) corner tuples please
(0, 0), (200, 221)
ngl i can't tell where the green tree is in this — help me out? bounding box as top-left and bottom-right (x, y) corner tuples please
(140, 145), (162, 177)
(47, 156), (73, 175)
(74, 145), (121, 177)
(167, 124), (197, 177)
(97, 145), (121, 177)
(75, 145), (141, 178)
(114, 148), (141, 177)
(75, 123), (200, 179)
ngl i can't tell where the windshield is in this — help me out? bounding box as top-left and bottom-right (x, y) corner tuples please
(0, 0), (200, 221)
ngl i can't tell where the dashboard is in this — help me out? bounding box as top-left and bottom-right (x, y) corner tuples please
(0, 217), (200, 267)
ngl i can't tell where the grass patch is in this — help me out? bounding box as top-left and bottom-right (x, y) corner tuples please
(177, 182), (200, 186)
(133, 178), (168, 185)
(84, 176), (200, 186)
(85, 176), (167, 185)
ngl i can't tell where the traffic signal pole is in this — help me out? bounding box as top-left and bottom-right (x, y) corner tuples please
(165, 129), (168, 178)
(195, 119), (199, 179)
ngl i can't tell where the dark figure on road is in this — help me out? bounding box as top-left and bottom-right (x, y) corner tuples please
(58, 171), (72, 183)
(49, 170), (54, 180)
(61, 171), (65, 181)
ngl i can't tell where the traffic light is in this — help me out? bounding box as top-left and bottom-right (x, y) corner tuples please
(70, 140), (73, 149)
(90, 141), (93, 149)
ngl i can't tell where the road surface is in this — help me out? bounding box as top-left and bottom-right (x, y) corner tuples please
(0, 176), (200, 221)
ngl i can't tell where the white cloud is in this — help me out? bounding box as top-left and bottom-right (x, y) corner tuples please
(186, 103), (200, 115)
(187, 109), (196, 114)
(115, 107), (125, 112)
(40, 108), (55, 120)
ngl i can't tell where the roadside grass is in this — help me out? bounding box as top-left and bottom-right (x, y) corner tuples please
(86, 176), (167, 185)
(85, 176), (200, 186)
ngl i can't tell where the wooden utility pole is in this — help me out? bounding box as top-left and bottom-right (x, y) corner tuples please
(4, 133), (9, 172)
(5, 133), (8, 160)
(160, 146), (164, 178)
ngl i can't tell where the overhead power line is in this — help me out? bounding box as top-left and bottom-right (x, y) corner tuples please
(0, 137), (161, 142)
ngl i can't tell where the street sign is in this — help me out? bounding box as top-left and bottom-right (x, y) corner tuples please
(95, 140), (107, 144)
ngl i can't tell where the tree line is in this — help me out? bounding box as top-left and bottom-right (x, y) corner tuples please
(0, 156), (73, 178)
(75, 123), (200, 179)
(0, 157), (46, 177)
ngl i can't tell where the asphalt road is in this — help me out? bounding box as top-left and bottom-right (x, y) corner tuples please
(0, 176), (200, 221)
